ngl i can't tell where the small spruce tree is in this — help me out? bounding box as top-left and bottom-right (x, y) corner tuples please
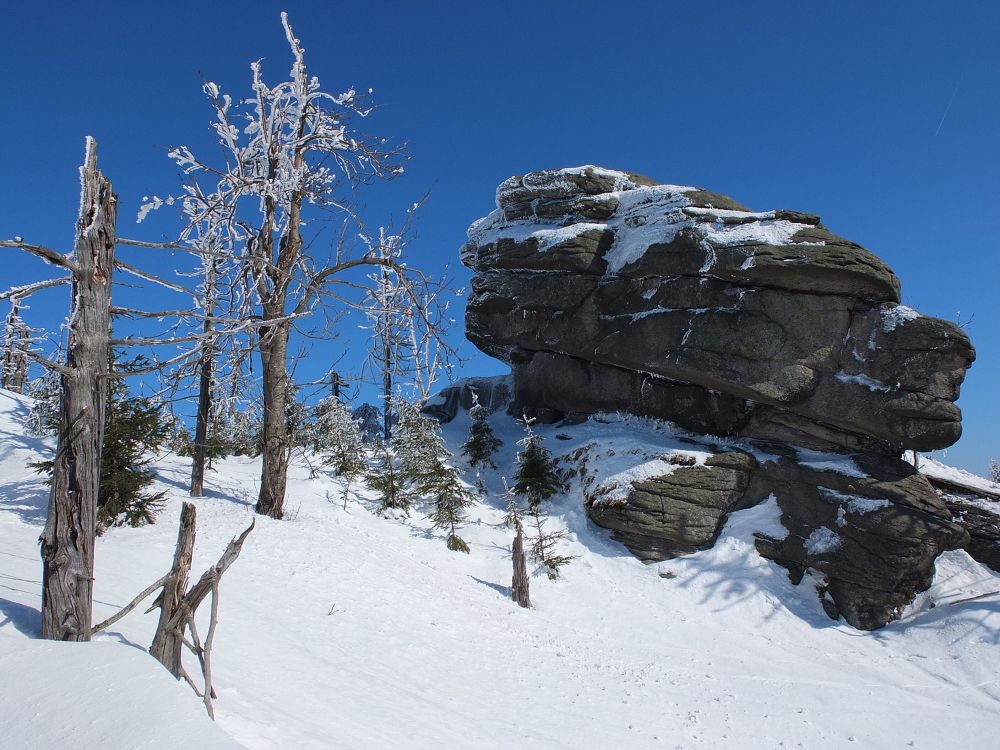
(365, 438), (409, 515)
(462, 391), (502, 470)
(425, 460), (478, 553)
(98, 372), (169, 530)
(393, 399), (439, 484)
(352, 402), (382, 444)
(513, 416), (562, 509)
(989, 457), (1000, 485)
(525, 506), (574, 580)
(315, 396), (367, 478)
(512, 416), (571, 578)
(394, 397), (477, 551)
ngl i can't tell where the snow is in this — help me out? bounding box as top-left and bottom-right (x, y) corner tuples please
(820, 487), (893, 515)
(794, 448), (868, 478)
(882, 304), (922, 332)
(2, 388), (1000, 749)
(804, 526), (842, 555)
(468, 168), (826, 277)
(921, 456), (1000, 498)
(834, 371), (893, 392)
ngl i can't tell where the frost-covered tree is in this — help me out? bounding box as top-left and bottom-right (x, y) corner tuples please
(513, 416), (562, 509)
(365, 438), (408, 515)
(989, 457), (1000, 485)
(26, 368), (62, 436)
(316, 396), (366, 478)
(462, 391), (502, 469)
(140, 14), (455, 520)
(352, 402), (382, 444)
(393, 397), (476, 550)
(393, 398), (441, 487)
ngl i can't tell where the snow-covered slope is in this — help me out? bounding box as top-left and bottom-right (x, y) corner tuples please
(2, 388), (999, 749)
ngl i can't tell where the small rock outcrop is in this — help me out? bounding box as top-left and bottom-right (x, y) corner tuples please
(455, 166), (980, 630)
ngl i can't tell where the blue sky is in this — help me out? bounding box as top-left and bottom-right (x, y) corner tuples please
(1, 1), (997, 473)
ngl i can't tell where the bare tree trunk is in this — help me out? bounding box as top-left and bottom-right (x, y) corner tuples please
(150, 502), (197, 675)
(1, 298), (29, 393)
(512, 528), (530, 609)
(190, 327), (213, 497)
(40, 137), (116, 641)
(382, 342), (393, 441)
(256, 321), (291, 519)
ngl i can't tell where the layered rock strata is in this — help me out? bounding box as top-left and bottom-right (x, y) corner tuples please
(462, 166), (974, 454)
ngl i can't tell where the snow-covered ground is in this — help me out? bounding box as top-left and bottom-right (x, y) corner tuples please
(2, 388), (999, 749)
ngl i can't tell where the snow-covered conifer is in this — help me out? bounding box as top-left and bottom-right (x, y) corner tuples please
(394, 397), (476, 550)
(990, 457), (1000, 485)
(365, 439), (408, 515)
(316, 397), (367, 478)
(393, 398), (441, 486)
(426, 461), (477, 553)
(352, 403), (382, 444)
(513, 416), (562, 509)
(462, 391), (502, 470)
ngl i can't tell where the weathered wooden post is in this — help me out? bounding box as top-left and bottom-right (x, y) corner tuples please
(40, 137), (116, 641)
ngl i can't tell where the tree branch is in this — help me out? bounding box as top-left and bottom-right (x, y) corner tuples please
(0, 240), (78, 272)
(91, 575), (168, 634)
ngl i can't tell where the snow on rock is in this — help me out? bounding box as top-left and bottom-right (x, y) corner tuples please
(804, 526), (843, 555)
(882, 303), (922, 331)
(794, 448), (867, 478)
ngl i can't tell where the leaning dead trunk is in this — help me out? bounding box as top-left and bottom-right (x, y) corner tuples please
(255, 321), (291, 519)
(149, 502), (197, 675)
(512, 527), (530, 609)
(40, 137), (116, 641)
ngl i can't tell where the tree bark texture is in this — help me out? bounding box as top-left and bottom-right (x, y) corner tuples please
(255, 321), (291, 518)
(190, 329), (213, 497)
(512, 528), (531, 609)
(150, 502), (197, 675)
(40, 137), (116, 641)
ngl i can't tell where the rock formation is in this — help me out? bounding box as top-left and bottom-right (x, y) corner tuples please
(455, 166), (981, 629)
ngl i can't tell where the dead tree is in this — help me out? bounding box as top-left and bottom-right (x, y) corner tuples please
(0, 138), (120, 642)
(511, 525), (531, 609)
(93, 502), (254, 718)
(149, 502), (198, 671)
(504, 483), (531, 609)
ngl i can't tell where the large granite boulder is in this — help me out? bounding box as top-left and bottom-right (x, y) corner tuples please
(457, 166), (979, 629)
(462, 166), (975, 454)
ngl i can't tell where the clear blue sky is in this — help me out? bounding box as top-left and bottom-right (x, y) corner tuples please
(1, 1), (997, 473)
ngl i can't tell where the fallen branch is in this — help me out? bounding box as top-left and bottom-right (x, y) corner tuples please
(91, 575), (168, 635)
